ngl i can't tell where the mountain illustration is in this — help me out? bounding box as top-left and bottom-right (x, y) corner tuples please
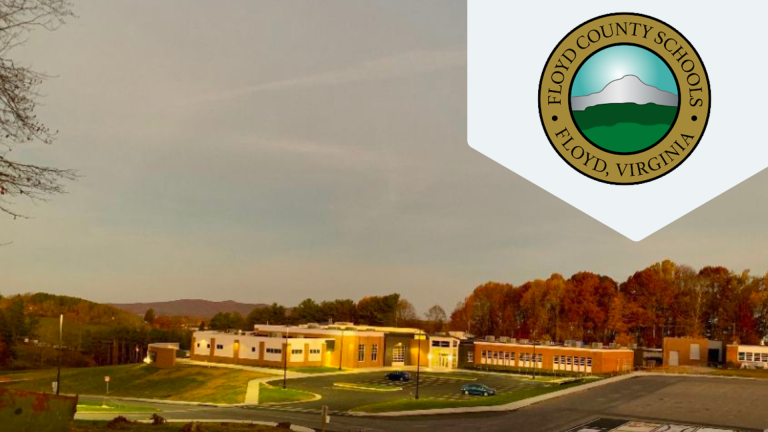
(570, 75), (679, 153)
(570, 75), (678, 111)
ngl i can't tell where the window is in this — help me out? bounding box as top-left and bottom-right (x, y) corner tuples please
(746, 352), (753, 361)
(738, 352), (746, 361)
(440, 341), (450, 347)
(291, 349), (303, 355)
(493, 351), (499, 359)
(432, 340), (441, 347)
(554, 356), (560, 365)
(453, 341), (458, 347)
(579, 357), (585, 366)
(587, 358), (593, 367)
(309, 348), (321, 355)
(690, 344), (700, 360)
(762, 353), (768, 363)
(504, 352), (510, 360)
(251, 347), (256, 353)
(266, 348), (282, 354)
(371, 344), (378, 362)
(216, 344), (224, 350)
(537, 354), (543, 363)
(206, 344), (210, 349)
(358, 344), (365, 362)
(196, 343), (200, 348)
(481, 350), (487, 359)
(467, 351), (474, 363)
(566, 356), (572, 365)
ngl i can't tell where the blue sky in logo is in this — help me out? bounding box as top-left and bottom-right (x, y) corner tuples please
(571, 45), (678, 97)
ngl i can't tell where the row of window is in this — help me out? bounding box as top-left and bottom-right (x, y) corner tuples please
(357, 344), (379, 362)
(266, 348), (282, 354)
(739, 352), (768, 363)
(431, 340), (459, 347)
(197, 342), (324, 357)
(553, 355), (593, 367)
(480, 350), (543, 362)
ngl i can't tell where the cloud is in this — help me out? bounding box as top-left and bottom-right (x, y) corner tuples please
(202, 45), (466, 101)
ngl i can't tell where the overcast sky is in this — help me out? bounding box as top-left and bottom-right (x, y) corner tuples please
(2, 1), (767, 316)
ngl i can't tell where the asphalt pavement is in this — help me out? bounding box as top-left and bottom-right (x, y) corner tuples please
(76, 375), (768, 432)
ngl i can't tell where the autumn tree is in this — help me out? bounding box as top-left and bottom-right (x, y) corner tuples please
(0, 0), (77, 219)
(424, 305), (447, 334)
(143, 308), (156, 325)
(394, 298), (417, 327)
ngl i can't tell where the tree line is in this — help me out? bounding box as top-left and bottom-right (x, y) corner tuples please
(450, 260), (768, 347)
(206, 294), (449, 334)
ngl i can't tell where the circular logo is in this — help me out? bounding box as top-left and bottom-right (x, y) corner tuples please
(538, 13), (710, 185)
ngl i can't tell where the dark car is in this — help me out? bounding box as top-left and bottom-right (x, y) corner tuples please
(385, 371), (412, 382)
(460, 383), (496, 396)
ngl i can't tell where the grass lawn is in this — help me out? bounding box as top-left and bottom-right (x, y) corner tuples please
(72, 420), (286, 432)
(258, 383), (316, 404)
(76, 400), (159, 413)
(710, 368), (768, 379)
(350, 381), (589, 413)
(0, 364), (275, 404)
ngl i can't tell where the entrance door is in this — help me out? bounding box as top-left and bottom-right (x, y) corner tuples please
(439, 353), (450, 369)
(392, 343), (405, 367)
(669, 350), (679, 366)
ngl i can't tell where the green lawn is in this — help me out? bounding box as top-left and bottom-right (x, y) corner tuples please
(258, 383), (316, 404)
(0, 364), (275, 404)
(710, 368), (768, 379)
(72, 421), (285, 432)
(350, 381), (588, 413)
(76, 400), (159, 413)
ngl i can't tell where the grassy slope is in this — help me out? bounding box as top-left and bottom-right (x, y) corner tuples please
(572, 103), (677, 153)
(0, 364), (274, 404)
(351, 381), (589, 413)
(258, 383), (316, 404)
(76, 400), (159, 413)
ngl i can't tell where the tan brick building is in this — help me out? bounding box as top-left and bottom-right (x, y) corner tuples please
(471, 341), (633, 374)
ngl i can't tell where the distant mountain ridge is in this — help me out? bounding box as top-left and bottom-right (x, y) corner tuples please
(571, 75), (678, 111)
(109, 299), (266, 318)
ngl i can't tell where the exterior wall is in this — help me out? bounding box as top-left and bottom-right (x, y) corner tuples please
(725, 344), (768, 368)
(409, 339), (430, 367)
(191, 331), (330, 368)
(472, 342), (633, 374)
(148, 346), (176, 368)
(427, 337), (458, 369)
(384, 334), (414, 366)
(663, 337), (709, 367)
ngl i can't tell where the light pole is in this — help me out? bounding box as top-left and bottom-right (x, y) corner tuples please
(338, 329), (344, 371)
(56, 314), (62, 395)
(415, 334), (426, 400)
(532, 330), (537, 381)
(283, 326), (289, 389)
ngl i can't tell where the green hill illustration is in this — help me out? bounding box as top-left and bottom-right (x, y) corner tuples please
(570, 74), (679, 154)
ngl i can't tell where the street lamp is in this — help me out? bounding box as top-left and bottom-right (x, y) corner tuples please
(414, 334), (426, 400)
(283, 326), (289, 389)
(532, 330), (537, 381)
(56, 314), (63, 395)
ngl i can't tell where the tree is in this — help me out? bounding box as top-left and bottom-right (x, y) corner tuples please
(292, 299), (323, 324)
(394, 299), (417, 327)
(0, 0), (76, 218)
(247, 303), (287, 327)
(424, 305), (447, 334)
(144, 308), (156, 325)
(356, 294), (400, 326)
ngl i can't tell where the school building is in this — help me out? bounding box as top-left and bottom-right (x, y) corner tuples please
(725, 343), (768, 369)
(190, 323), (457, 370)
(467, 339), (634, 374)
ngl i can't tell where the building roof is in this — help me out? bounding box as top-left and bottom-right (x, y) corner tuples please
(474, 340), (633, 353)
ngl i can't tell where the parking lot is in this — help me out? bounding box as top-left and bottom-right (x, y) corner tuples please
(255, 370), (550, 413)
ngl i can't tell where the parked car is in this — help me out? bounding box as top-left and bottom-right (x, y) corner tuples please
(385, 371), (412, 382)
(460, 383), (496, 396)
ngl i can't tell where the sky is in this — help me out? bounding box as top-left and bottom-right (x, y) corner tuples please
(2, 1), (768, 317)
(571, 45), (678, 96)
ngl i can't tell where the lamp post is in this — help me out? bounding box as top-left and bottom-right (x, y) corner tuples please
(415, 334), (426, 400)
(532, 330), (537, 381)
(56, 314), (62, 395)
(283, 326), (289, 389)
(338, 329), (344, 371)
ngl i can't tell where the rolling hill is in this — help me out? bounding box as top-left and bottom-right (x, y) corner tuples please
(109, 299), (266, 318)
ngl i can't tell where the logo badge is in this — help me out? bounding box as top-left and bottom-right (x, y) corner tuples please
(539, 13), (710, 185)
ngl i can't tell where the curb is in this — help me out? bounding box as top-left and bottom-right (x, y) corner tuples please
(348, 372), (638, 417)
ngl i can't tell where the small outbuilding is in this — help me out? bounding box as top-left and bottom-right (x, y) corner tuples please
(147, 343), (179, 368)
